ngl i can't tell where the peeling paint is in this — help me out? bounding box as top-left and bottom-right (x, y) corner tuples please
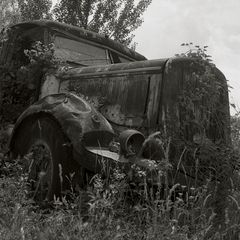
(10, 93), (115, 172)
(59, 69), (161, 130)
(40, 74), (60, 99)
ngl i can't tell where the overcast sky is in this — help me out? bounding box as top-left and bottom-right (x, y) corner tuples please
(52, 0), (239, 114)
(134, 0), (240, 114)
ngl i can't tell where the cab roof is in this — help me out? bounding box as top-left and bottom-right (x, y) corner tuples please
(11, 20), (147, 62)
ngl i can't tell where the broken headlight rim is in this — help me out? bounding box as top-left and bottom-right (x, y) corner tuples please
(119, 129), (145, 157)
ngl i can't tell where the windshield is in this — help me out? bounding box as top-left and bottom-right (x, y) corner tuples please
(54, 36), (111, 66)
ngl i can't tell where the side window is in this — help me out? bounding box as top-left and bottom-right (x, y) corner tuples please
(119, 56), (132, 63)
(108, 50), (132, 64)
(54, 36), (111, 66)
(108, 51), (121, 63)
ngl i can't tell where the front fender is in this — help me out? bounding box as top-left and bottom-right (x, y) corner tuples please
(9, 93), (115, 162)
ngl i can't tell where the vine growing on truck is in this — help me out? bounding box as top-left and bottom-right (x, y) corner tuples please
(0, 40), (58, 124)
(174, 43), (238, 234)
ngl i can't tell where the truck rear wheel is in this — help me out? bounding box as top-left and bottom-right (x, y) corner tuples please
(11, 115), (81, 202)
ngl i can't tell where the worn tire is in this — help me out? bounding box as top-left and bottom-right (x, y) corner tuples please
(11, 114), (81, 201)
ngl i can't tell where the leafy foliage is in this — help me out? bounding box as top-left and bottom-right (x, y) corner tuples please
(0, 0), (52, 30)
(0, 66), (35, 123)
(0, 0), (151, 48)
(53, 0), (152, 46)
(175, 43), (229, 144)
(0, 0), (21, 29)
(0, 41), (58, 123)
(24, 41), (59, 70)
(17, 0), (52, 21)
(1, 149), (240, 239)
(173, 43), (239, 234)
(176, 43), (213, 63)
(231, 116), (240, 150)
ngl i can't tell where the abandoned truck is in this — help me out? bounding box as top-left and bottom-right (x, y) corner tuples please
(0, 20), (230, 201)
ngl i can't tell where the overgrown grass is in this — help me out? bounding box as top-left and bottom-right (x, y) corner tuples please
(1, 126), (240, 239)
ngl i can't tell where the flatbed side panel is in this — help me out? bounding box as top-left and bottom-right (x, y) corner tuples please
(60, 74), (149, 129)
(59, 67), (163, 132)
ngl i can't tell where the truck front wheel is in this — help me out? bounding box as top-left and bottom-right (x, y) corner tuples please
(11, 115), (81, 202)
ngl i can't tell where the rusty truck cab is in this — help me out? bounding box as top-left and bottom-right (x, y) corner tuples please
(0, 20), (146, 122)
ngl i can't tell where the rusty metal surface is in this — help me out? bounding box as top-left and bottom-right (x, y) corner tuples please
(10, 20), (146, 62)
(58, 59), (167, 79)
(40, 74), (60, 99)
(160, 57), (230, 144)
(2, 17), (231, 188)
(10, 93), (115, 163)
(66, 74), (149, 128)
(9, 56), (231, 182)
(58, 59), (166, 133)
(56, 57), (230, 144)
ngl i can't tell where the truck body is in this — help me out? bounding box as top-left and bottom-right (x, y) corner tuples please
(0, 20), (231, 200)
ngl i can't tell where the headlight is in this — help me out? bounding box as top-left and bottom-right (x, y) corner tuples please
(119, 129), (145, 157)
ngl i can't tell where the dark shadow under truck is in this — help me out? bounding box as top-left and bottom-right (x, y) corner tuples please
(0, 20), (231, 201)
